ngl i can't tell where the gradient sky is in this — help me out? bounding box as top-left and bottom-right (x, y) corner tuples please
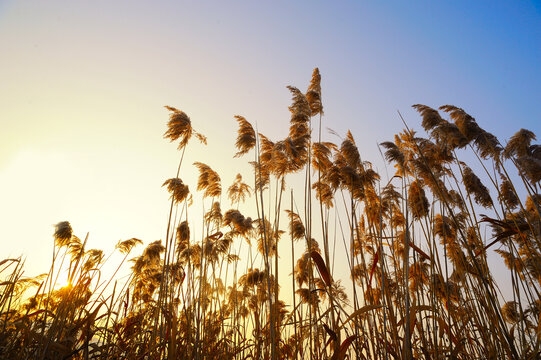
(1, 1), (540, 285)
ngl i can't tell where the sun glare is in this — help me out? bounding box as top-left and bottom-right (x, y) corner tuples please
(53, 271), (73, 290)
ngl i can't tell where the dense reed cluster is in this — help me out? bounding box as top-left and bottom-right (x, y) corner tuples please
(1, 69), (540, 359)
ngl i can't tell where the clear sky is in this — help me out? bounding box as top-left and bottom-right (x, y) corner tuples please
(1, 1), (540, 283)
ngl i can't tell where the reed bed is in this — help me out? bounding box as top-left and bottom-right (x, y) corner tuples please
(1, 69), (540, 359)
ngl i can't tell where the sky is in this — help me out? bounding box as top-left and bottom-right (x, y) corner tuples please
(1, 1), (540, 291)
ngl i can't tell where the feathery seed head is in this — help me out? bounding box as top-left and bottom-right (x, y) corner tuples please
(116, 238), (143, 255)
(193, 162), (222, 198)
(176, 221), (190, 252)
(516, 156), (541, 183)
(142, 240), (165, 264)
(408, 180), (430, 219)
(499, 179), (519, 209)
(431, 121), (469, 149)
(462, 166), (493, 208)
(440, 105), (481, 142)
(163, 178), (190, 203)
(285, 210), (305, 241)
(223, 209), (253, 236)
(434, 214), (457, 243)
(306, 68), (323, 115)
(287, 86), (311, 124)
(341, 131), (361, 169)
(501, 301), (520, 324)
(312, 180), (334, 208)
(83, 249), (104, 272)
(380, 141), (406, 175)
(312, 142), (336, 172)
(504, 129), (536, 158)
(204, 201), (223, 227)
(525, 194), (541, 215)
(227, 173), (251, 204)
(164, 106), (206, 149)
(474, 130), (502, 159)
(234, 115), (256, 157)
(412, 104), (444, 132)
(54, 221), (73, 248)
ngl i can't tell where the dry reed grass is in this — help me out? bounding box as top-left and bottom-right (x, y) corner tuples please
(1, 70), (540, 360)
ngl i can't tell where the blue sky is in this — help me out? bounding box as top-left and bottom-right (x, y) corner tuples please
(0, 1), (540, 285)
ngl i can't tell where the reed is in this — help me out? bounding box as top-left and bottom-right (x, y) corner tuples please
(1, 70), (540, 359)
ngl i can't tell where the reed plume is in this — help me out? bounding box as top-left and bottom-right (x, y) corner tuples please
(176, 221), (190, 254)
(164, 106), (206, 149)
(408, 179), (429, 219)
(412, 104), (443, 132)
(499, 179), (519, 209)
(116, 237), (143, 254)
(462, 166), (493, 208)
(440, 105), (480, 141)
(223, 209), (253, 236)
(312, 142), (336, 172)
(163, 177), (190, 203)
(285, 210), (305, 241)
(234, 115), (256, 157)
(193, 162), (222, 198)
(341, 130), (361, 169)
(504, 128), (536, 159)
(54, 221), (73, 247)
(516, 156), (541, 183)
(287, 86), (311, 125)
(306, 67), (323, 115)
(380, 141), (406, 175)
(312, 180), (334, 208)
(227, 174), (251, 205)
(501, 301), (520, 324)
(5, 73), (541, 360)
